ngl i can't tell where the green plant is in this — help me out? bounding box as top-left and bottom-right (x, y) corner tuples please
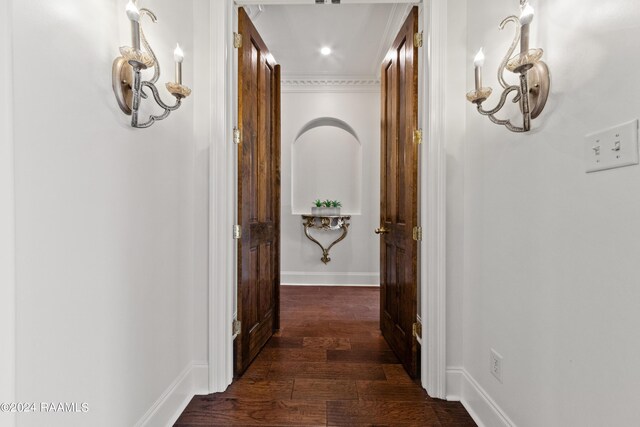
(314, 199), (342, 208)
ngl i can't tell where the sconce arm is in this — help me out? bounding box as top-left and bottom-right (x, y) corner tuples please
(132, 80), (182, 129)
(476, 84), (528, 133)
(139, 9), (160, 86)
(498, 16), (521, 91)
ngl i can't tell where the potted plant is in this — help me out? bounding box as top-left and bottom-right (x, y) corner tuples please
(311, 199), (323, 215)
(311, 199), (342, 216)
(325, 200), (341, 216)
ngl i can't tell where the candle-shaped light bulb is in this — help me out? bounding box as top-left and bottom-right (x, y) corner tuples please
(126, 0), (141, 50)
(174, 43), (184, 84)
(474, 48), (484, 90)
(519, 4), (535, 26)
(474, 48), (485, 67)
(126, 0), (140, 21)
(174, 43), (184, 63)
(519, 3), (534, 54)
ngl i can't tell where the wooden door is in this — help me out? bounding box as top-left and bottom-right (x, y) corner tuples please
(235, 7), (281, 377)
(378, 6), (419, 378)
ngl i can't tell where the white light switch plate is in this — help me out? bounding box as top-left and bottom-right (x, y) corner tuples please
(585, 120), (639, 173)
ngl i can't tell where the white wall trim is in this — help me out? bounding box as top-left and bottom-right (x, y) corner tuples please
(446, 368), (515, 427)
(0, 0), (16, 425)
(282, 76), (381, 93)
(281, 283), (379, 287)
(237, 0), (419, 5)
(281, 271), (379, 286)
(420, 0), (448, 399)
(208, 0), (235, 394)
(282, 75), (379, 85)
(135, 363), (209, 427)
(281, 271), (379, 276)
(191, 362), (210, 394)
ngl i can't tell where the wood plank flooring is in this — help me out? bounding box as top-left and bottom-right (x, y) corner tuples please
(175, 286), (475, 426)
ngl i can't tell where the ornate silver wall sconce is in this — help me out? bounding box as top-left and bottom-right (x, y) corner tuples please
(112, 0), (191, 128)
(466, 0), (550, 133)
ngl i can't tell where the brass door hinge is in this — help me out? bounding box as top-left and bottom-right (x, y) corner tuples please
(233, 127), (241, 145)
(413, 129), (423, 145)
(413, 226), (423, 241)
(414, 31), (423, 48)
(233, 224), (242, 240)
(233, 32), (243, 48)
(413, 321), (422, 339)
(232, 320), (241, 336)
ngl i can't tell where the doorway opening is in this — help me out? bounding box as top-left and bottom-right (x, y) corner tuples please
(233, 1), (422, 382)
(204, 0), (449, 405)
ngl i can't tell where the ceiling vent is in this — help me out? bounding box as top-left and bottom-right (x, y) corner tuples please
(315, 0), (341, 3)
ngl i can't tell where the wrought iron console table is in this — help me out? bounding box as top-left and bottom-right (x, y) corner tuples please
(301, 215), (351, 264)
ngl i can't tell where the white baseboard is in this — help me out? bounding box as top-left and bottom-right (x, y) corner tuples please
(281, 282), (380, 287)
(191, 362), (210, 395)
(445, 367), (463, 401)
(135, 362), (209, 427)
(446, 367), (515, 427)
(281, 271), (379, 287)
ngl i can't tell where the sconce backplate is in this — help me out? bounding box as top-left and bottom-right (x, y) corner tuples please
(526, 61), (550, 119)
(112, 57), (134, 115)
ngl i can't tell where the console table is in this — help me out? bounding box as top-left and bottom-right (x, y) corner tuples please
(301, 215), (351, 264)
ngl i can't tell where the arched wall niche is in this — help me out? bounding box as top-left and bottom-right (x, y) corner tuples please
(291, 117), (363, 215)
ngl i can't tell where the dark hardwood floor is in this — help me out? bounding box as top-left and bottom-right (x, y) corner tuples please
(175, 286), (476, 426)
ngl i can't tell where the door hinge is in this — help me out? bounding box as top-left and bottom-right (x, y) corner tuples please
(413, 321), (422, 339)
(413, 226), (423, 241)
(413, 129), (423, 145)
(232, 320), (241, 336)
(414, 31), (423, 48)
(233, 32), (243, 49)
(233, 127), (241, 145)
(233, 224), (242, 240)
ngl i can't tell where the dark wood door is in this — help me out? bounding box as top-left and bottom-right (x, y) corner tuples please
(235, 7), (281, 377)
(378, 6), (419, 378)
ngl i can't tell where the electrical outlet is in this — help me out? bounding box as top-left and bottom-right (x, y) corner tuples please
(490, 349), (503, 383)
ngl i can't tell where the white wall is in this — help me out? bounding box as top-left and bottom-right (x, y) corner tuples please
(10, 0), (204, 425)
(1, 0), (16, 426)
(281, 89), (380, 286)
(458, 0), (640, 425)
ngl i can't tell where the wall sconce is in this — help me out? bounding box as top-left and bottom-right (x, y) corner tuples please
(466, 0), (550, 133)
(112, 0), (191, 128)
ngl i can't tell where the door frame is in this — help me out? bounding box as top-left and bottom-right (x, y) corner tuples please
(207, 0), (448, 399)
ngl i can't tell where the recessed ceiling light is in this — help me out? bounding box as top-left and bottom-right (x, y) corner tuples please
(320, 47), (331, 56)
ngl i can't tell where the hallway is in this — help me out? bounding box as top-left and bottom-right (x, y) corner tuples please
(175, 286), (475, 426)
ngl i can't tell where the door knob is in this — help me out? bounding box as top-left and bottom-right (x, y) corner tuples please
(375, 226), (390, 235)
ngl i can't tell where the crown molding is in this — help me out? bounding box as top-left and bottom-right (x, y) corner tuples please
(236, 0), (418, 4)
(281, 75), (380, 93)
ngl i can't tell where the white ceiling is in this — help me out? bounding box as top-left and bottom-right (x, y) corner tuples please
(248, 3), (411, 79)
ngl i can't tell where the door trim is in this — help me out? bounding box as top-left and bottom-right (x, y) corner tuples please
(420, 0), (448, 399)
(207, 0), (448, 397)
(207, 0), (235, 393)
